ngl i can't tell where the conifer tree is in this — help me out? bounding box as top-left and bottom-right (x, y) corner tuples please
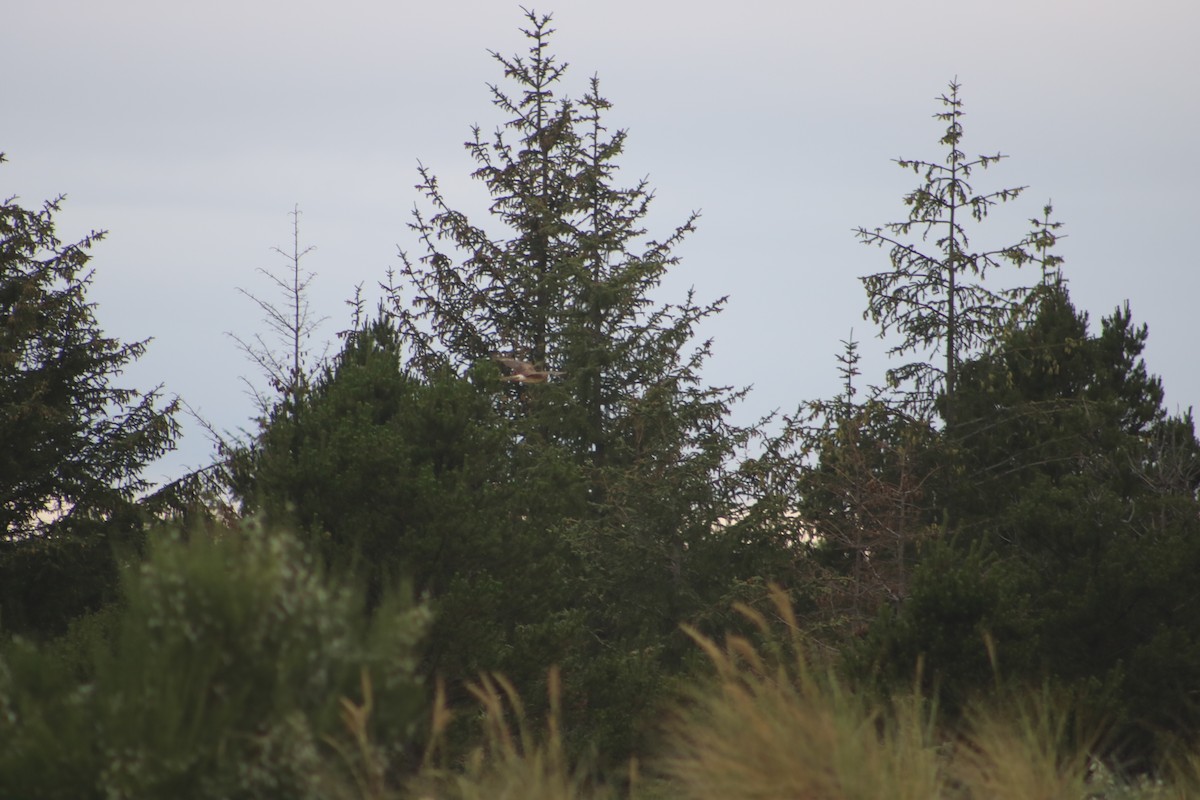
(740, 334), (940, 640)
(389, 9), (756, 758)
(229, 204), (325, 417)
(1, 154), (179, 634)
(391, 8), (746, 532)
(230, 310), (583, 722)
(858, 275), (1200, 763)
(395, 10), (578, 371)
(856, 81), (1033, 425)
(146, 207), (326, 523)
(393, 11), (738, 463)
(0, 160), (179, 539)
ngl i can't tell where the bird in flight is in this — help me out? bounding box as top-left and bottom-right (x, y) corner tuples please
(492, 356), (565, 384)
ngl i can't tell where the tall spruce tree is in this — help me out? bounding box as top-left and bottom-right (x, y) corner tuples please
(857, 276), (1200, 764)
(856, 81), (1033, 425)
(1, 154), (179, 635)
(391, 8), (747, 562)
(395, 9), (579, 372)
(393, 12), (735, 468)
(389, 10), (757, 759)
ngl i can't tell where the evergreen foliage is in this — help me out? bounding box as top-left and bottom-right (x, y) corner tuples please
(0, 155), (179, 539)
(8, 13), (1200, 792)
(392, 10), (744, 490)
(233, 312), (584, 720)
(855, 81), (1034, 422)
(380, 8), (761, 760)
(0, 517), (428, 799)
(737, 334), (943, 643)
(858, 279), (1200, 763)
(1, 154), (179, 637)
(771, 87), (1200, 769)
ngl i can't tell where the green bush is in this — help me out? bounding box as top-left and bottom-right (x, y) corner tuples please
(0, 517), (428, 799)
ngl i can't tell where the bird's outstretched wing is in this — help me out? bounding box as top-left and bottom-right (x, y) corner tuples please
(492, 355), (564, 383)
(493, 356), (537, 376)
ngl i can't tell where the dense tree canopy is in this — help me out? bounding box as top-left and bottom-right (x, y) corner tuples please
(233, 313), (583, 700)
(1, 155), (179, 636)
(0, 158), (178, 540)
(380, 9), (765, 758)
(855, 279), (1200, 762)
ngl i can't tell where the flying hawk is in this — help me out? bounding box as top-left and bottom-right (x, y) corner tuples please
(492, 356), (565, 384)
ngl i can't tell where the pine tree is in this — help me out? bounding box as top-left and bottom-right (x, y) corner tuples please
(231, 312), (582, 715)
(0, 164), (179, 538)
(856, 80), (1033, 425)
(145, 207), (327, 523)
(741, 334), (941, 640)
(1, 153), (179, 635)
(858, 276), (1200, 763)
(393, 11), (734, 445)
(391, 8), (747, 550)
(388, 10), (757, 758)
(229, 204), (326, 417)
(949, 281), (1176, 547)
(394, 9), (579, 371)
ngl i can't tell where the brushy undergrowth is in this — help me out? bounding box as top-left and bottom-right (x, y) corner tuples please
(5, 549), (1200, 799)
(0, 517), (428, 799)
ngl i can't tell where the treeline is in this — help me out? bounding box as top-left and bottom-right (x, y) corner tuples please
(3, 9), (1199, 797)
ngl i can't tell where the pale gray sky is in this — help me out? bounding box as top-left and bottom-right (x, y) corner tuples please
(4, 0), (1198, 484)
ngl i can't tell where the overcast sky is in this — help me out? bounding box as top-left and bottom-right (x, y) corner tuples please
(5, 0), (1198, 485)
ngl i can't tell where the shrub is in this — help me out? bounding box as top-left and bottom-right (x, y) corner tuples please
(0, 517), (428, 799)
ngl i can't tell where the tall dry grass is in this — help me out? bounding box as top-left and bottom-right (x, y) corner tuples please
(409, 666), (619, 800)
(948, 689), (1098, 800)
(650, 584), (1200, 800)
(322, 582), (1200, 800)
(658, 585), (944, 800)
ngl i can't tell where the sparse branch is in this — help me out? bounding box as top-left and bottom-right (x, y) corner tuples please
(856, 80), (1035, 425)
(228, 205), (328, 412)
